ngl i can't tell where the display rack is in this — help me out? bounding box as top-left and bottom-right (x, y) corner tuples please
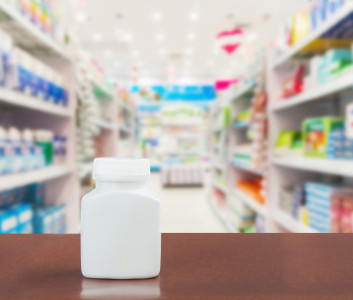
(160, 103), (204, 187)
(267, 1), (353, 233)
(0, 2), (79, 233)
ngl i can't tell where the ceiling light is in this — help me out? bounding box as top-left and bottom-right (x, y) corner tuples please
(152, 12), (162, 22)
(75, 12), (87, 23)
(156, 32), (164, 41)
(189, 12), (199, 22)
(185, 48), (193, 55)
(187, 32), (196, 41)
(124, 33), (134, 42)
(158, 48), (166, 56)
(104, 49), (112, 57)
(245, 33), (258, 43)
(91, 33), (102, 42)
(132, 49), (140, 57)
(213, 48), (220, 55)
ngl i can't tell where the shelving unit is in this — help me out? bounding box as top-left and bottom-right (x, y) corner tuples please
(231, 189), (267, 217)
(271, 71), (353, 112)
(0, 166), (72, 192)
(272, 1), (353, 69)
(0, 1), (71, 59)
(0, 2), (79, 233)
(0, 88), (72, 118)
(160, 103), (204, 187)
(266, 1), (353, 233)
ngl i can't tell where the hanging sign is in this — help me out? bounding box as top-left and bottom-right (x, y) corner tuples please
(216, 28), (243, 55)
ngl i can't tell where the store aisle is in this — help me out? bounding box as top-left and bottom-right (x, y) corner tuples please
(148, 172), (227, 233)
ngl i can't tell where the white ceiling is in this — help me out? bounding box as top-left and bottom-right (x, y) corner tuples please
(71, 0), (304, 81)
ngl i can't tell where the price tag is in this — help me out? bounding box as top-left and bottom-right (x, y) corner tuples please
(346, 102), (353, 139)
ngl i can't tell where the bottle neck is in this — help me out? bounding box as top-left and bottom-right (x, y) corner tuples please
(95, 179), (147, 191)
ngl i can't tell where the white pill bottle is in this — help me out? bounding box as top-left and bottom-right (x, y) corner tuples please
(81, 158), (161, 279)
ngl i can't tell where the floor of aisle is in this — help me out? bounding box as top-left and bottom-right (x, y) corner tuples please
(147, 171), (227, 233)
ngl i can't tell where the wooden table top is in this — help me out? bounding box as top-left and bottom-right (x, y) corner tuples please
(0, 234), (353, 299)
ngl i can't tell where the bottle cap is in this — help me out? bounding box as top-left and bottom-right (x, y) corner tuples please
(93, 158), (150, 181)
(22, 128), (33, 141)
(8, 127), (21, 140)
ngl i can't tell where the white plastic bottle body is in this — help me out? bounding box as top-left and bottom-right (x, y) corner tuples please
(81, 183), (161, 279)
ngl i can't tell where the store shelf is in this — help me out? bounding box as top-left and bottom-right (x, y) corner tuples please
(273, 210), (318, 233)
(164, 150), (201, 156)
(230, 82), (256, 103)
(271, 72), (353, 112)
(212, 180), (228, 194)
(118, 100), (134, 114)
(272, 156), (353, 177)
(0, 166), (72, 192)
(232, 189), (267, 217)
(89, 77), (113, 99)
(0, 88), (72, 117)
(162, 120), (202, 127)
(118, 125), (132, 134)
(272, 2), (353, 68)
(0, 1), (70, 59)
(230, 159), (264, 176)
(96, 120), (115, 131)
(212, 161), (225, 171)
(208, 197), (236, 233)
(233, 121), (249, 129)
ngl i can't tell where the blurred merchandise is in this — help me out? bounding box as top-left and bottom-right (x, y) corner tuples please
(0, 183), (66, 233)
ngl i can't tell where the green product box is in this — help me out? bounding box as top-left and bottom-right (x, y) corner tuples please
(302, 117), (344, 158)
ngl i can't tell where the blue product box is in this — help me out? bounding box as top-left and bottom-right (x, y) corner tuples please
(30, 73), (41, 97)
(33, 208), (53, 234)
(17, 66), (32, 94)
(45, 81), (56, 102)
(0, 210), (18, 233)
(26, 183), (45, 207)
(11, 204), (33, 233)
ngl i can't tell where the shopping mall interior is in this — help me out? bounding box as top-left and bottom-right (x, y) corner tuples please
(0, 0), (353, 235)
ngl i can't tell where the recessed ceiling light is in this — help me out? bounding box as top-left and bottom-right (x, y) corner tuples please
(132, 49), (140, 57)
(152, 12), (162, 22)
(158, 48), (166, 56)
(213, 48), (220, 55)
(156, 32), (164, 41)
(245, 33), (258, 42)
(91, 33), (102, 42)
(187, 32), (196, 41)
(75, 12), (87, 23)
(185, 48), (193, 56)
(104, 49), (112, 57)
(189, 12), (199, 22)
(125, 33), (134, 42)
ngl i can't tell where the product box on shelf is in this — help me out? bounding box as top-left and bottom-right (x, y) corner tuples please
(303, 117), (344, 158)
(11, 203), (33, 234)
(0, 209), (18, 234)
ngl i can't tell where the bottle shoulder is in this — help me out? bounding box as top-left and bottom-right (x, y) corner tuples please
(82, 188), (160, 203)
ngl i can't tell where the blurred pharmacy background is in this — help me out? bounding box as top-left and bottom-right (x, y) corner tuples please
(0, 0), (353, 234)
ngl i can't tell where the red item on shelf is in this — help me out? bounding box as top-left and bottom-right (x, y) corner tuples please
(281, 65), (305, 99)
